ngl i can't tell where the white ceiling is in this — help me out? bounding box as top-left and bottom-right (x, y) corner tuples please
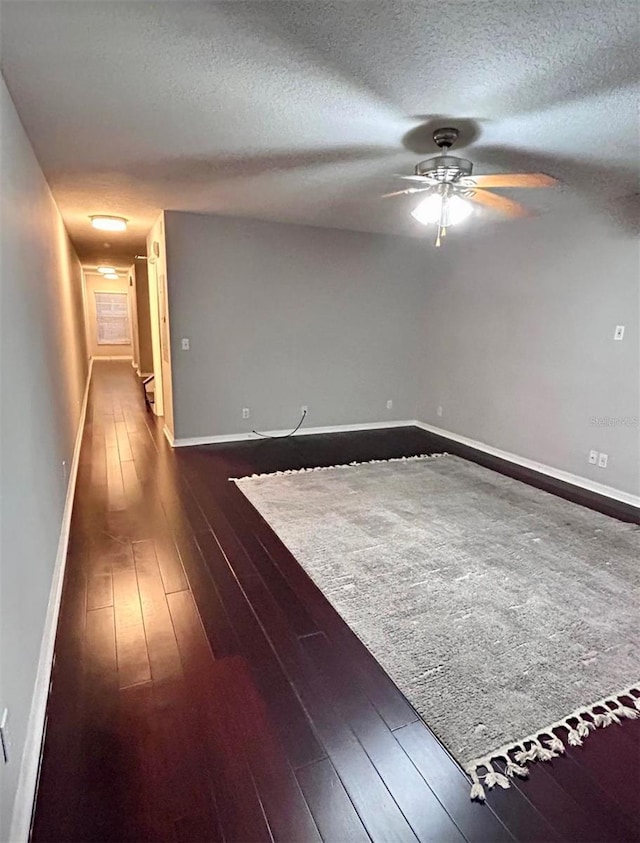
(1, 0), (638, 265)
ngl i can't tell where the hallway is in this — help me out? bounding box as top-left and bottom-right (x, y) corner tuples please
(33, 361), (640, 843)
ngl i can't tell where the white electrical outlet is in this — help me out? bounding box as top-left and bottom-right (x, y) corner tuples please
(588, 450), (598, 465)
(614, 325), (625, 341)
(598, 452), (608, 468)
(386, 400), (393, 410)
(301, 405), (308, 415)
(181, 338), (190, 351)
(1, 708), (10, 764)
(437, 405), (443, 417)
(242, 407), (250, 420)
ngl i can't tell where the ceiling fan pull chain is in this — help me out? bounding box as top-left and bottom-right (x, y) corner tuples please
(438, 183), (451, 246)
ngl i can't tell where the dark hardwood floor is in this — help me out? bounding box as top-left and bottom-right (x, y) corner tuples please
(32, 360), (640, 843)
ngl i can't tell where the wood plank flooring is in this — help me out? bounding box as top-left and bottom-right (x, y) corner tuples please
(32, 361), (640, 842)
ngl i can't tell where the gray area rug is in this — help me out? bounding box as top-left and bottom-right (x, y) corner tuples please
(235, 454), (640, 798)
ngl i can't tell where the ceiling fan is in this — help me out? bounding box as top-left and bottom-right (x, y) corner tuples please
(384, 127), (559, 246)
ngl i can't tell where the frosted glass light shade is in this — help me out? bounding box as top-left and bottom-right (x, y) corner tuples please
(411, 193), (472, 226)
(90, 216), (128, 232)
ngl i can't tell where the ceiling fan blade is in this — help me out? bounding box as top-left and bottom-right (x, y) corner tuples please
(469, 189), (531, 218)
(396, 174), (435, 182)
(466, 173), (559, 189)
(382, 187), (433, 198)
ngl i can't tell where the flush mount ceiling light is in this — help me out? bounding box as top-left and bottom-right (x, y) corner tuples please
(97, 266), (116, 274)
(90, 215), (128, 232)
(384, 127), (559, 247)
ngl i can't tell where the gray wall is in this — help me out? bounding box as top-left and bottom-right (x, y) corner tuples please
(164, 211), (429, 439)
(0, 75), (88, 837)
(164, 207), (638, 498)
(417, 209), (640, 497)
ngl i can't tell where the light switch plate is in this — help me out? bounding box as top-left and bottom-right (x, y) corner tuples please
(614, 325), (625, 341)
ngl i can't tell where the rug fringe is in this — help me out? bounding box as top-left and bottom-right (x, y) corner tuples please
(230, 452), (449, 482)
(465, 682), (640, 802)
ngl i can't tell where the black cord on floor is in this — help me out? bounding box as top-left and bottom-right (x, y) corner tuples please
(252, 410), (307, 440)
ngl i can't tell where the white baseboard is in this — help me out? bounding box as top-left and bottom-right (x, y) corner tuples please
(163, 425), (175, 446)
(171, 416), (638, 508)
(9, 359), (94, 843)
(414, 421), (640, 509)
(171, 419), (417, 448)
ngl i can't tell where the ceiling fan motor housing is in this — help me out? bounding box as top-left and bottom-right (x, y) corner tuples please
(415, 155), (473, 182)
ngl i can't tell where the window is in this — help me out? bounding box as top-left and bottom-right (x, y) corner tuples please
(95, 291), (130, 345)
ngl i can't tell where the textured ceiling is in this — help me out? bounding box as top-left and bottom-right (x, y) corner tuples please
(1, 0), (638, 265)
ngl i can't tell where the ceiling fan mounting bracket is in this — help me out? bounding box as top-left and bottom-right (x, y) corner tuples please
(433, 127), (460, 150)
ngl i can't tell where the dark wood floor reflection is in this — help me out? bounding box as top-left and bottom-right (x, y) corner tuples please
(33, 361), (640, 842)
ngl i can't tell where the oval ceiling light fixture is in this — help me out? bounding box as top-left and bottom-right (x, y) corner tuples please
(90, 215), (128, 232)
(96, 265), (116, 274)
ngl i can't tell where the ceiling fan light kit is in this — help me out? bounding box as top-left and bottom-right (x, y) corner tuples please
(386, 126), (559, 247)
(411, 187), (473, 246)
